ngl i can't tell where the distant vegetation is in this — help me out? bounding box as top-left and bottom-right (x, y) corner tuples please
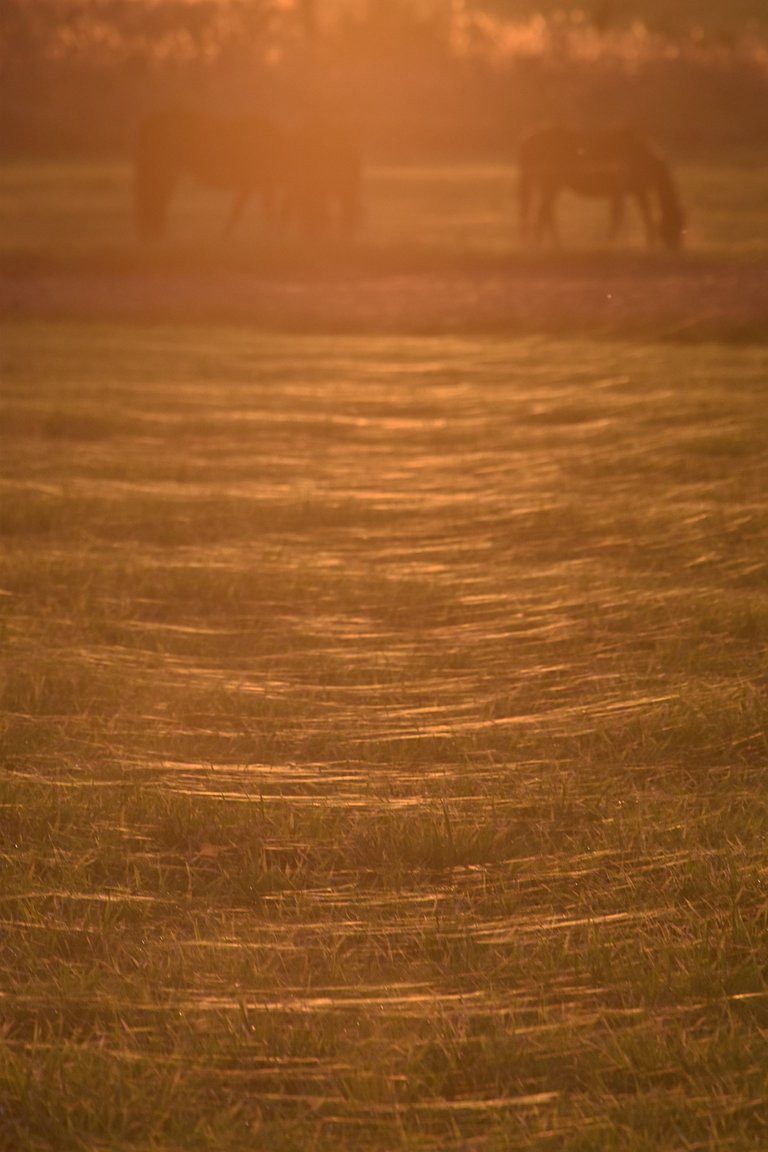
(2, 0), (768, 155)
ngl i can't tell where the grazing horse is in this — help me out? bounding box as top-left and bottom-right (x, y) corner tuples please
(134, 107), (285, 240)
(134, 107), (362, 241)
(518, 126), (685, 251)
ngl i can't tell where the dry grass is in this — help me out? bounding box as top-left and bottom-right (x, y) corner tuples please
(1, 313), (767, 1149)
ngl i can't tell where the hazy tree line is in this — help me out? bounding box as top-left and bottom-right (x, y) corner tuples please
(2, 0), (768, 154)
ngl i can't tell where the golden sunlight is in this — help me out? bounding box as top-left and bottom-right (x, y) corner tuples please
(3, 1), (768, 1150)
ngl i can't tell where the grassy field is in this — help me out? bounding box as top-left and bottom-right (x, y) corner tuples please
(3, 154), (768, 259)
(1, 158), (768, 1150)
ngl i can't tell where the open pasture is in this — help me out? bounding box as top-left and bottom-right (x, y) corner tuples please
(2, 319), (768, 1149)
(3, 156), (768, 343)
(4, 154), (768, 260)
(1, 155), (768, 1148)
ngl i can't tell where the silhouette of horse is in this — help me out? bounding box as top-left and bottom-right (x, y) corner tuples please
(134, 107), (362, 241)
(134, 108), (285, 240)
(518, 126), (685, 251)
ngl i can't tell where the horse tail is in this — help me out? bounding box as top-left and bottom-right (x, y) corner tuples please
(280, 123), (363, 236)
(518, 167), (533, 236)
(517, 138), (535, 237)
(646, 144), (685, 250)
(339, 139), (363, 232)
(133, 113), (180, 240)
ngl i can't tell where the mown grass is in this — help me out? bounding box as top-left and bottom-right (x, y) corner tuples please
(1, 318), (767, 1150)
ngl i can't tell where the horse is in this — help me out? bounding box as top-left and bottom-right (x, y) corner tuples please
(134, 107), (285, 240)
(518, 126), (685, 251)
(134, 107), (362, 241)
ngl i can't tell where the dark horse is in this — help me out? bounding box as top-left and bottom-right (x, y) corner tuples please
(134, 108), (284, 240)
(518, 126), (685, 251)
(134, 107), (361, 240)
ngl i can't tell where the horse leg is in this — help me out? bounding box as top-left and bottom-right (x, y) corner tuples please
(537, 187), (559, 247)
(263, 182), (283, 231)
(311, 197), (331, 237)
(518, 169), (533, 241)
(338, 180), (360, 235)
(609, 194), (625, 244)
(222, 188), (251, 238)
(339, 194), (357, 234)
(634, 189), (656, 247)
(297, 189), (330, 238)
(134, 157), (179, 241)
